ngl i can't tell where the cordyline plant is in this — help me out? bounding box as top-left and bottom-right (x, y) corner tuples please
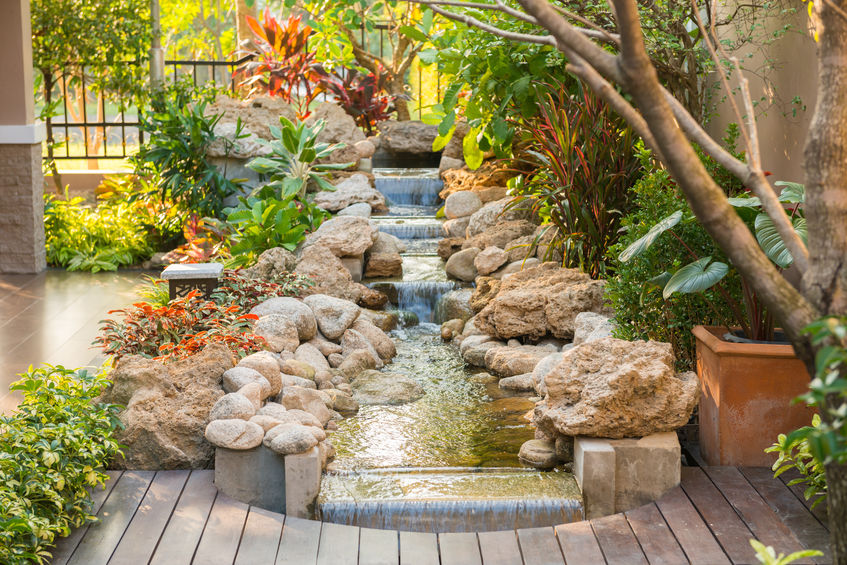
(313, 65), (398, 135)
(406, 0), (847, 559)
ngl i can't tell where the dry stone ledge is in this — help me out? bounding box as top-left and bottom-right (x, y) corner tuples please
(535, 337), (699, 439)
(303, 216), (378, 257)
(205, 419), (264, 450)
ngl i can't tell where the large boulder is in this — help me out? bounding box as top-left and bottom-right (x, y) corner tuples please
(303, 216), (378, 258)
(445, 247), (480, 282)
(109, 344), (234, 470)
(377, 120), (438, 155)
(444, 191), (483, 219)
(205, 95), (297, 142)
(476, 263), (606, 340)
(474, 246), (508, 276)
(303, 294), (361, 340)
(466, 198), (536, 237)
(250, 297), (317, 341)
(484, 345), (552, 377)
(464, 220), (537, 251)
(305, 101), (366, 165)
(313, 174), (388, 213)
(351, 370), (425, 405)
(435, 288), (474, 323)
(535, 338), (699, 439)
(295, 244), (364, 303)
(573, 312), (615, 345)
(252, 314), (299, 353)
(241, 247), (297, 279)
(469, 277), (501, 313)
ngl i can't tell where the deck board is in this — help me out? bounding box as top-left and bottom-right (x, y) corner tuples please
(590, 513), (648, 565)
(399, 530), (440, 565)
(555, 520), (606, 565)
(654, 487), (731, 565)
(359, 527), (400, 565)
(516, 527), (565, 565)
(439, 532), (482, 565)
(192, 492), (249, 565)
(316, 521), (360, 565)
(276, 516), (322, 565)
(624, 503), (688, 565)
(233, 507), (285, 565)
(478, 530), (523, 565)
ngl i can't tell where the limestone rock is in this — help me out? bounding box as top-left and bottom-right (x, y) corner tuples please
(358, 286), (389, 309)
(280, 386), (332, 425)
(490, 258), (541, 280)
(222, 367), (271, 397)
(305, 102), (366, 166)
(307, 333), (344, 357)
(462, 339), (506, 367)
(441, 319), (465, 341)
(210, 392), (256, 421)
(338, 349), (378, 379)
(241, 247), (297, 279)
(464, 220), (537, 251)
(253, 314), (300, 353)
(435, 288), (474, 323)
(573, 312), (615, 345)
(266, 424), (319, 455)
(445, 247), (480, 282)
(377, 120), (438, 155)
(519, 439), (559, 469)
(536, 338), (700, 439)
(313, 174), (387, 213)
(532, 352), (563, 396)
(440, 161), (512, 202)
(304, 216), (378, 257)
(295, 342), (331, 371)
(503, 235), (536, 263)
(295, 244), (363, 303)
(205, 419), (264, 450)
(466, 198), (536, 238)
(341, 329), (384, 368)
(444, 191), (483, 219)
(351, 318), (396, 361)
(206, 95), (297, 141)
(337, 202), (372, 217)
(484, 346), (551, 377)
(351, 370), (425, 405)
(442, 217), (471, 238)
(439, 155), (464, 174)
(281, 359), (316, 381)
(369, 232), (406, 255)
(303, 294), (361, 340)
(474, 246), (508, 276)
(250, 297), (317, 341)
(437, 237), (465, 261)
(364, 252), (403, 278)
(237, 351), (283, 397)
(470, 277), (501, 313)
(499, 373), (536, 392)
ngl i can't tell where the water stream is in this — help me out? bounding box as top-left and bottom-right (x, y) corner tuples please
(317, 167), (582, 532)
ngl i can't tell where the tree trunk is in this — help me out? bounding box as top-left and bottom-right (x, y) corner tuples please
(826, 462), (847, 563)
(391, 78), (411, 121)
(41, 69), (62, 193)
(235, 0), (256, 49)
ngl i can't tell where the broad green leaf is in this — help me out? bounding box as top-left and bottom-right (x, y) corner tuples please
(755, 213), (807, 268)
(640, 271), (672, 306)
(663, 257), (728, 299)
(618, 210), (683, 263)
(438, 111), (456, 137)
(418, 48), (438, 65)
(775, 181), (805, 203)
(728, 196), (762, 208)
(463, 127), (484, 170)
(433, 128), (455, 152)
(246, 157), (278, 174)
(399, 25), (428, 43)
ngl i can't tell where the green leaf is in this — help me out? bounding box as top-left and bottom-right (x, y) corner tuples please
(418, 48), (438, 65)
(775, 181), (805, 203)
(640, 271), (672, 306)
(399, 25), (428, 43)
(663, 257), (729, 299)
(463, 127), (484, 170)
(755, 213), (807, 268)
(618, 210), (683, 263)
(728, 196), (762, 208)
(433, 129), (455, 152)
(438, 111), (456, 137)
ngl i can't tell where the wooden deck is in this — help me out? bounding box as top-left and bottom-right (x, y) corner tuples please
(0, 270), (149, 413)
(51, 466), (831, 565)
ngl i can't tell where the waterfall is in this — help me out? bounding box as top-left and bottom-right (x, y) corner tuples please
(375, 177), (444, 207)
(369, 281), (464, 323)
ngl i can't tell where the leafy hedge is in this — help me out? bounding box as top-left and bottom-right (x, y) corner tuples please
(0, 366), (123, 564)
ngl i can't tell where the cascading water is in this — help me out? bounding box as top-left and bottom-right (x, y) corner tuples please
(317, 167), (583, 531)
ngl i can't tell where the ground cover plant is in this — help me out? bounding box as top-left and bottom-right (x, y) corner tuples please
(0, 366), (122, 565)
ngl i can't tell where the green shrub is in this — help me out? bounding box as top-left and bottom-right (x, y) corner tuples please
(0, 366), (123, 564)
(767, 414), (827, 508)
(605, 148), (741, 370)
(43, 191), (154, 272)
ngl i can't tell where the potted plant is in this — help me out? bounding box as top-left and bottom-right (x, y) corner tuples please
(620, 181), (815, 466)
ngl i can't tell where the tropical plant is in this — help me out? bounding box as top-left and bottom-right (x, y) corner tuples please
(0, 365), (123, 565)
(313, 65), (397, 135)
(136, 276), (171, 308)
(750, 539), (823, 565)
(163, 215), (230, 265)
(238, 11), (323, 118)
(43, 191), (154, 272)
(211, 270), (314, 312)
(507, 81), (642, 278)
(246, 117), (352, 200)
(768, 414), (828, 509)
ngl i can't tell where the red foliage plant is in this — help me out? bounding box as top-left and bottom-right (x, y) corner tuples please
(163, 214), (229, 264)
(238, 11), (322, 118)
(313, 65), (397, 135)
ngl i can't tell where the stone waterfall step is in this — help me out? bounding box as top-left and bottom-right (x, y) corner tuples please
(371, 216), (443, 254)
(317, 468), (583, 533)
(369, 280), (466, 323)
(373, 168), (443, 217)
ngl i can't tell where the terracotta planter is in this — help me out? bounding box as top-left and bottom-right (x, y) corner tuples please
(693, 325), (815, 467)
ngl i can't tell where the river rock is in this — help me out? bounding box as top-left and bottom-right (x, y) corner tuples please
(313, 174), (388, 213)
(281, 374), (316, 389)
(466, 198), (536, 237)
(307, 333), (344, 357)
(360, 309), (399, 332)
(107, 344), (234, 470)
(295, 342), (331, 372)
(338, 202), (372, 217)
(351, 370), (425, 405)
(498, 373), (536, 392)
(474, 246), (508, 276)
(303, 294), (361, 340)
(437, 237), (465, 261)
(252, 314), (300, 353)
(351, 318), (396, 360)
(461, 336), (506, 367)
(250, 297), (317, 341)
(484, 345), (551, 377)
(338, 349), (379, 379)
(441, 318), (465, 341)
(444, 191), (483, 219)
(341, 329), (384, 368)
(442, 217), (471, 238)
(304, 216), (378, 257)
(445, 247), (480, 282)
(470, 277), (501, 313)
(281, 359), (316, 381)
(377, 120), (438, 154)
(364, 253), (403, 278)
(435, 288), (474, 323)
(519, 439), (559, 469)
(464, 220), (537, 252)
(535, 338), (699, 439)
(205, 419), (264, 450)
(280, 386), (332, 425)
(532, 352), (563, 396)
(491, 258), (541, 280)
(209, 392), (256, 421)
(573, 312), (615, 345)
(237, 351), (283, 397)
(266, 424), (319, 455)
(295, 244), (364, 303)
(222, 367), (271, 397)
(355, 138), (376, 158)
(476, 263), (605, 340)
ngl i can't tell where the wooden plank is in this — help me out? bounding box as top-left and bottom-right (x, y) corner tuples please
(439, 532), (482, 565)
(66, 471), (154, 565)
(704, 467), (813, 564)
(779, 469), (829, 524)
(680, 466), (757, 564)
(654, 488), (730, 565)
(316, 521), (360, 565)
(149, 470), (219, 565)
(359, 527), (399, 565)
(555, 521), (605, 565)
(109, 470), (190, 565)
(742, 467), (831, 563)
(51, 471), (124, 565)
(233, 507), (285, 565)
(516, 527), (565, 565)
(625, 503), (688, 565)
(192, 493), (249, 565)
(590, 514), (648, 565)
(276, 516), (322, 565)
(399, 530), (440, 565)
(478, 530), (524, 565)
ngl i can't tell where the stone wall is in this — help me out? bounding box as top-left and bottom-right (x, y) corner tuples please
(0, 143), (45, 273)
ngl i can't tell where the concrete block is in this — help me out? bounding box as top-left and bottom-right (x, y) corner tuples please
(574, 438), (616, 519)
(285, 446), (322, 518)
(215, 445), (286, 512)
(340, 255), (364, 282)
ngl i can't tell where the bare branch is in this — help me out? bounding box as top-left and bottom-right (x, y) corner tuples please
(408, 1), (557, 45)
(550, 4), (620, 45)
